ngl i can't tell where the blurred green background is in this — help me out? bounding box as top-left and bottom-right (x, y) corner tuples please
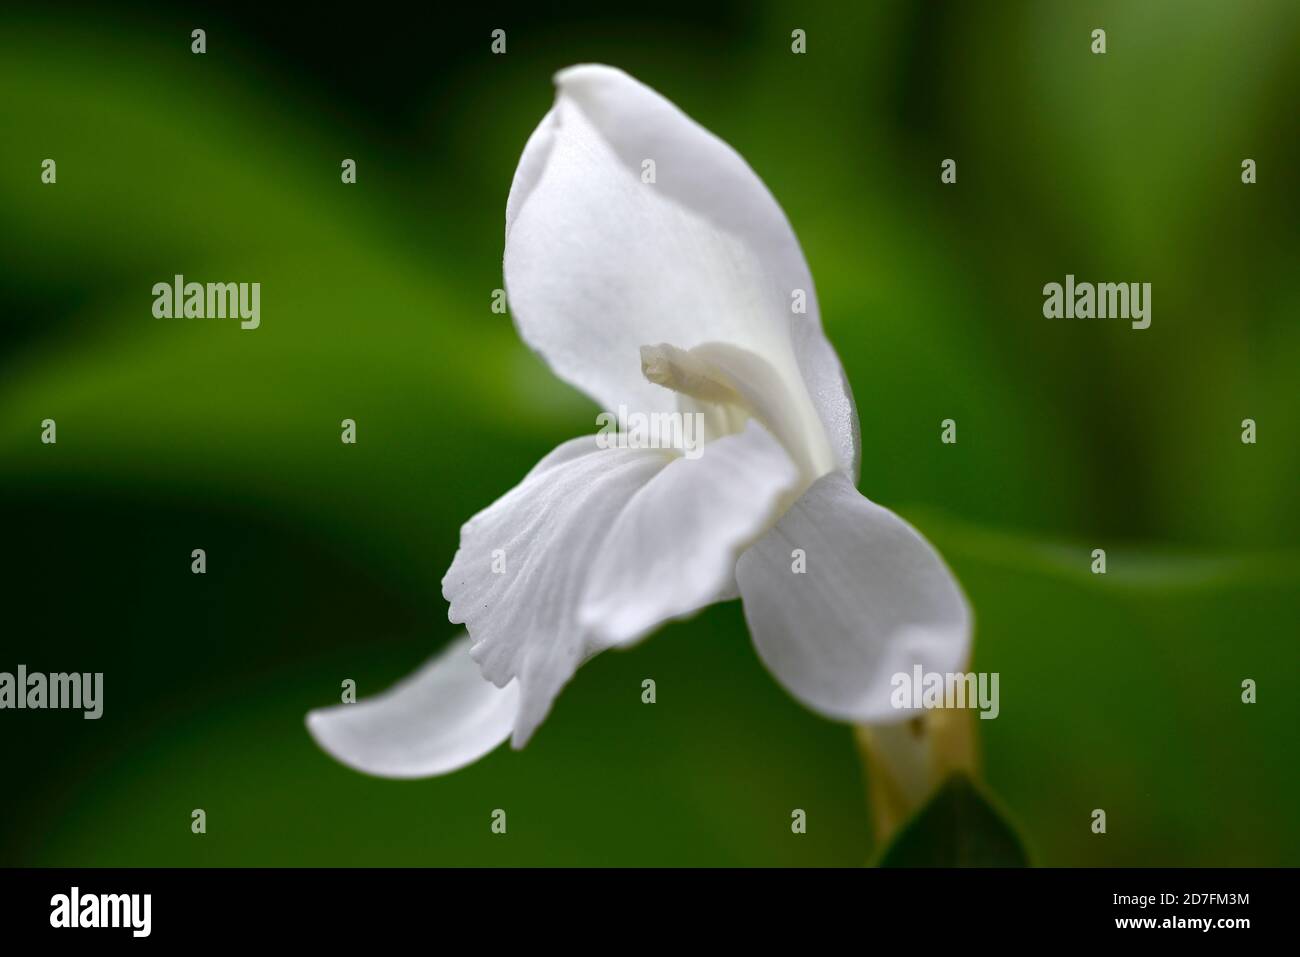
(1, 0), (1297, 866)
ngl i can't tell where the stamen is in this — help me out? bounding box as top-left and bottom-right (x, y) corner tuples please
(639, 343), (741, 405)
(638, 340), (835, 484)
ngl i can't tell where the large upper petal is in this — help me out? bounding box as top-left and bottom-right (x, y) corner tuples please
(504, 64), (858, 480)
(304, 633), (520, 778)
(443, 423), (797, 747)
(735, 472), (971, 724)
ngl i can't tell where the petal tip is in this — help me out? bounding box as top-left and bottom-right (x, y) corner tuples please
(552, 62), (624, 93)
(305, 636), (520, 780)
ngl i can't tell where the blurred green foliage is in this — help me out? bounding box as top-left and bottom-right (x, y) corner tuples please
(1, 1), (1297, 865)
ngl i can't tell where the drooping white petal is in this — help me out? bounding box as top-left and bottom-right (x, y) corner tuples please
(443, 427), (799, 747)
(504, 63), (858, 480)
(579, 420), (799, 646)
(735, 472), (971, 724)
(305, 634), (520, 779)
(443, 437), (668, 747)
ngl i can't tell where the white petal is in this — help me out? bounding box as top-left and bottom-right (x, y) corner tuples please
(443, 437), (670, 747)
(443, 427), (800, 747)
(504, 64), (858, 479)
(305, 634), (520, 779)
(735, 472), (971, 724)
(579, 420), (799, 646)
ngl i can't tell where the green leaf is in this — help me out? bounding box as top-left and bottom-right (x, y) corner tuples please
(877, 774), (1030, 868)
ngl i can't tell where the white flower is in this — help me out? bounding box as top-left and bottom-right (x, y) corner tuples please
(307, 65), (970, 778)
